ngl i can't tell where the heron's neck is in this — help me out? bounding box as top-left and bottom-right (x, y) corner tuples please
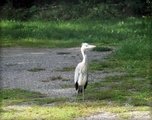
(81, 50), (88, 65)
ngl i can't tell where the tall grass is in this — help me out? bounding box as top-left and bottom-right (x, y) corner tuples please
(113, 18), (151, 60)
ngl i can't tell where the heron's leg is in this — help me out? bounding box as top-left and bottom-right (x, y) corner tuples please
(75, 90), (78, 102)
(82, 86), (84, 102)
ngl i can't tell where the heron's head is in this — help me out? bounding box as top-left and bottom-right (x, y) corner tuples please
(81, 43), (96, 53)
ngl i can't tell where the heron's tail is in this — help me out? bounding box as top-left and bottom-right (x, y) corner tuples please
(78, 88), (82, 93)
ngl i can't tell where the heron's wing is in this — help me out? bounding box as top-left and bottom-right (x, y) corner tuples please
(74, 64), (81, 84)
(74, 64), (81, 90)
(74, 63), (88, 91)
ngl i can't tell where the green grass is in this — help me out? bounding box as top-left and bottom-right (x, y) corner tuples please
(89, 60), (125, 72)
(1, 17), (151, 48)
(0, 89), (66, 106)
(85, 74), (151, 106)
(87, 33), (151, 106)
(0, 89), (150, 120)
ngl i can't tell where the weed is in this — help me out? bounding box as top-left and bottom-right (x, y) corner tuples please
(27, 68), (45, 72)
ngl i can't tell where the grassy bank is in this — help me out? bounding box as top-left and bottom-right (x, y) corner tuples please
(0, 17), (151, 119)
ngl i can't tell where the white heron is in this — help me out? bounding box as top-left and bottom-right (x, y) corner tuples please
(74, 43), (96, 101)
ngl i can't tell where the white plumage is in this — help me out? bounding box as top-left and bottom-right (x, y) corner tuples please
(74, 43), (96, 101)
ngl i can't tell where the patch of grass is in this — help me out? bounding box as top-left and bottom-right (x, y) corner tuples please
(84, 74), (151, 106)
(27, 68), (45, 72)
(2, 101), (149, 120)
(0, 89), (101, 119)
(0, 89), (66, 106)
(93, 46), (113, 52)
(1, 102), (102, 120)
(89, 61), (106, 71)
(0, 89), (44, 106)
(41, 79), (50, 82)
(60, 84), (73, 88)
(42, 76), (63, 82)
(42, 76), (70, 82)
(56, 66), (75, 72)
(1, 105), (79, 120)
(49, 76), (62, 81)
(119, 113), (133, 119)
(89, 60), (125, 72)
(57, 52), (71, 55)
(86, 40), (151, 106)
(62, 78), (70, 81)
(32, 97), (67, 105)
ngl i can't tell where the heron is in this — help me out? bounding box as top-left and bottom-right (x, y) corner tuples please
(74, 43), (96, 101)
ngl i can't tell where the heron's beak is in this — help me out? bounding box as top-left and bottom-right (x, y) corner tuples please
(88, 45), (96, 49)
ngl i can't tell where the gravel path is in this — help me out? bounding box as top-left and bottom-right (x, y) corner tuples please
(0, 47), (113, 98)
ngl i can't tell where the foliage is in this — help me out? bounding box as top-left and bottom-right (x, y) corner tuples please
(0, 0), (152, 20)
